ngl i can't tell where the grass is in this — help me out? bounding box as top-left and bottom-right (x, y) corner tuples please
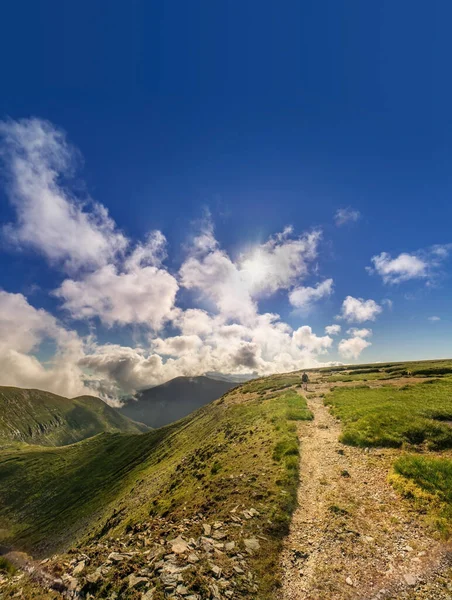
(390, 455), (452, 537)
(240, 374), (301, 394)
(327, 371), (392, 383)
(325, 378), (452, 449)
(0, 557), (16, 575)
(0, 387), (147, 447)
(321, 359), (452, 384)
(0, 379), (311, 599)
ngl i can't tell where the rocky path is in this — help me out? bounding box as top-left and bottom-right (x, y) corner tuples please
(280, 383), (452, 600)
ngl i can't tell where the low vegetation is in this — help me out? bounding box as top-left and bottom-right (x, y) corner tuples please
(391, 455), (452, 537)
(325, 378), (452, 449)
(0, 387), (147, 447)
(0, 378), (311, 599)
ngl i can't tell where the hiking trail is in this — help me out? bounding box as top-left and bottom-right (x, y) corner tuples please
(279, 381), (452, 600)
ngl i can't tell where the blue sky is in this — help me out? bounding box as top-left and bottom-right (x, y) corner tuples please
(0, 1), (450, 400)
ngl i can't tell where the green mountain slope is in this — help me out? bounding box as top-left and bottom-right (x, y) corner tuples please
(0, 373), (307, 598)
(0, 387), (148, 447)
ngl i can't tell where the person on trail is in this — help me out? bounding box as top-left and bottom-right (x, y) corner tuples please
(301, 371), (309, 391)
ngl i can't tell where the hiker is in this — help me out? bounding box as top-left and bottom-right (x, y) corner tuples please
(301, 371), (309, 391)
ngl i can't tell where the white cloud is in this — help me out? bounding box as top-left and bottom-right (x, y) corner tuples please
(325, 324), (341, 335)
(292, 326), (333, 353)
(368, 246), (451, 285)
(153, 335), (203, 356)
(56, 261), (178, 329)
(334, 207), (361, 227)
(0, 118), (127, 273)
(289, 279), (333, 311)
(0, 291), (91, 399)
(339, 296), (382, 323)
(180, 222), (321, 324)
(382, 298), (393, 310)
(428, 316), (441, 322)
(369, 252), (427, 284)
(346, 327), (372, 338)
(338, 336), (371, 360)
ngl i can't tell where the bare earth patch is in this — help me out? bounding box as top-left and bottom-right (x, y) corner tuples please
(280, 382), (452, 600)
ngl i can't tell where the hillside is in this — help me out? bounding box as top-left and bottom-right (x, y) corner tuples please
(119, 375), (237, 428)
(0, 387), (148, 447)
(1, 361), (452, 599)
(0, 373), (307, 599)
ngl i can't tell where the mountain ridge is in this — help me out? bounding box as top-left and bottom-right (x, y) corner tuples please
(119, 375), (237, 428)
(0, 386), (148, 447)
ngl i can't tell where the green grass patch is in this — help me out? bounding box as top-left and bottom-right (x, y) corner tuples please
(240, 375), (300, 394)
(391, 455), (452, 537)
(325, 379), (452, 449)
(0, 557), (16, 575)
(283, 389), (313, 421)
(327, 371), (391, 383)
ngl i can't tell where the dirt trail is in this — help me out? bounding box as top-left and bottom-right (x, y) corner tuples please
(280, 383), (452, 600)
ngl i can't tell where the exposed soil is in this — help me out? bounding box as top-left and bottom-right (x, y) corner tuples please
(280, 381), (452, 600)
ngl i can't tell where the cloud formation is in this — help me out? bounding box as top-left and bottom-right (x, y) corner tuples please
(339, 296), (383, 323)
(180, 224), (321, 324)
(325, 324), (341, 335)
(289, 279), (333, 312)
(0, 117), (405, 401)
(334, 207), (361, 226)
(0, 291), (89, 398)
(368, 246), (451, 284)
(338, 335), (371, 359)
(0, 118), (127, 273)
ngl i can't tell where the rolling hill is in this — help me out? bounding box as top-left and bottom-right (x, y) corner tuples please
(0, 387), (148, 447)
(119, 375), (237, 428)
(0, 373), (305, 599)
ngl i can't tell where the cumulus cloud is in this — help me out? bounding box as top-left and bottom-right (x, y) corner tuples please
(292, 326), (333, 353)
(346, 327), (372, 338)
(339, 296), (382, 323)
(289, 279), (333, 311)
(180, 221), (321, 324)
(338, 336), (371, 360)
(0, 118), (127, 273)
(56, 260), (178, 329)
(368, 245), (451, 284)
(334, 207), (361, 227)
(428, 316), (440, 322)
(368, 252), (427, 284)
(0, 291), (92, 398)
(325, 324), (341, 335)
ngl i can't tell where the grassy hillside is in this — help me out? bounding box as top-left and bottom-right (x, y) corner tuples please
(119, 375), (236, 428)
(0, 387), (148, 447)
(325, 378), (452, 449)
(323, 364), (452, 538)
(319, 358), (452, 383)
(0, 378), (311, 599)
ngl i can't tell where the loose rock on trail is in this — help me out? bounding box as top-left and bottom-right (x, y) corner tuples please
(280, 381), (452, 600)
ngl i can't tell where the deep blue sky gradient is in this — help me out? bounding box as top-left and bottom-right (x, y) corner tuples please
(0, 0), (451, 362)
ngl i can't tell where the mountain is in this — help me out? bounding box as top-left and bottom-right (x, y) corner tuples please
(0, 386), (148, 447)
(119, 375), (237, 428)
(0, 372), (304, 599)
